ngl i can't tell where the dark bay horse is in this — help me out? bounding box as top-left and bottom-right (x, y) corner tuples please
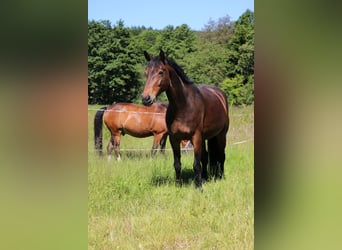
(94, 102), (168, 160)
(141, 50), (229, 189)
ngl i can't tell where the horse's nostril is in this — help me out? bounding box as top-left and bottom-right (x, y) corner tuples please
(142, 95), (152, 106)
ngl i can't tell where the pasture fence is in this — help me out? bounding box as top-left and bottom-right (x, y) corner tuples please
(88, 108), (254, 116)
(89, 138), (253, 153)
(88, 108), (253, 152)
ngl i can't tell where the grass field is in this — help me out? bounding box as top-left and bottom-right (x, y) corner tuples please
(88, 105), (254, 249)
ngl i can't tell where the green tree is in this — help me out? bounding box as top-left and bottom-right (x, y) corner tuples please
(156, 24), (197, 64)
(88, 20), (141, 104)
(222, 10), (254, 105)
(184, 42), (227, 85)
(132, 28), (160, 64)
(226, 9), (254, 78)
(220, 75), (254, 106)
(184, 16), (233, 86)
(200, 15), (234, 46)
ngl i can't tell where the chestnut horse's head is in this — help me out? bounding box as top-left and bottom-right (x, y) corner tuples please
(141, 50), (170, 106)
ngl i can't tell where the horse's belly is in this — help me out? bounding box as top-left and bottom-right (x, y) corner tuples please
(123, 125), (153, 138)
(203, 126), (223, 139)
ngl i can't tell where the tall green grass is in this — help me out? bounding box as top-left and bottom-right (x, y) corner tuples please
(88, 105), (254, 249)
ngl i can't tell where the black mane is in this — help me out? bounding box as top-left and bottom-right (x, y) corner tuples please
(166, 58), (194, 84)
(148, 56), (194, 84)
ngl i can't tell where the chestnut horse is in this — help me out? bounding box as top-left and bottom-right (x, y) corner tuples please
(142, 50), (229, 189)
(94, 102), (168, 160)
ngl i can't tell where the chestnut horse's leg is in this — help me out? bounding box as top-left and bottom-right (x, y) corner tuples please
(159, 133), (168, 154)
(107, 136), (114, 162)
(169, 136), (182, 186)
(192, 132), (203, 190)
(152, 133), (168, 156)
(151, 133), (161, 157)
(112, 134), (121, 161)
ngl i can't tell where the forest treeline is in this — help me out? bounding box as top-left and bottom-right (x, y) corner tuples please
(88, 9), (254, 106)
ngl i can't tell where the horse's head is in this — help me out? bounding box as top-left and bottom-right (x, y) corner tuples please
(141, 50), (170, 106)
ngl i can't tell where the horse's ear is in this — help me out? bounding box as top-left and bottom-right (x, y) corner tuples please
(159, 49), (166, 64)
(144, 51), (152, 61)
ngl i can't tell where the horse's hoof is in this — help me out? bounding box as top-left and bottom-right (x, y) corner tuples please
(175, 179), (183, 187)
(195, 181), (203, 192)
(196, 185), (203, 192)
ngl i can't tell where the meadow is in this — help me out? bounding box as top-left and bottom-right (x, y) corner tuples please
(88, 105), (254, 249)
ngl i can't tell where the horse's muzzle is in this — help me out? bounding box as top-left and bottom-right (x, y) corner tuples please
(142, 95), (154, 106)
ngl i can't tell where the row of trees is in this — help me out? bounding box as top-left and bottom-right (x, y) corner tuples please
(88, 10), (254, 105)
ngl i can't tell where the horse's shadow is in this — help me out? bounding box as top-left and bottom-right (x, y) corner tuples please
(150, 168), (194, 187)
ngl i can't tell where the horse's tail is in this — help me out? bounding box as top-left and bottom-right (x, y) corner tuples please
(94, 106), (107, 155)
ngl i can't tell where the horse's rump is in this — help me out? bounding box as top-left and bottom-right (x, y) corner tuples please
(198, 85), (229, 139)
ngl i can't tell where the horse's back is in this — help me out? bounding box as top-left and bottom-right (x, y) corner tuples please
(106, 102), (167, 113)
(198, 84), (229, 138)
(153, 102), (168, 113)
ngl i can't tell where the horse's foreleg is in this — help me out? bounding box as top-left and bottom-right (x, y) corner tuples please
(151, 134), (161, 157)
(159, 133), (168, 154)
(192, 133), (203, 190)
(170, 136), (182, 186)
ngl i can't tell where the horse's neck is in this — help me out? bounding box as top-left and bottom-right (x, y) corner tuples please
(166, 72), (188, 109)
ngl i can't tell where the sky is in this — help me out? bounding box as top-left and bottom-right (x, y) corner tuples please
(88, 0), (254, 31)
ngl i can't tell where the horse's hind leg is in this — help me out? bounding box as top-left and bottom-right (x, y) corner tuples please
(114, 134), (122, 161)
(108, 134), (121, 161)
(107, 136), (114, 162)
(216, 133), (227, 179)
(209, 132), (227, 179)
